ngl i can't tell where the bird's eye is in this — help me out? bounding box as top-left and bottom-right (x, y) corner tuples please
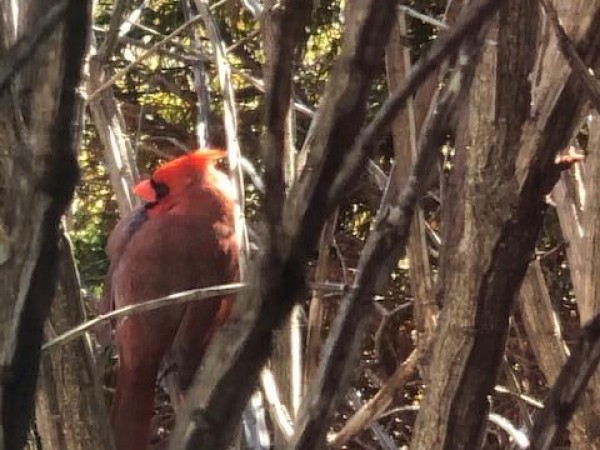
(150, 178), (170, 200)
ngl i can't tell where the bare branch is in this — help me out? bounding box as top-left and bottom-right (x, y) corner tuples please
(305, 213), (339, 382)
(397, 5), (448, 30)
(87, 48), (141, 215)
(0, 1), (91, 447)
(93, 27), (204, 63)
(41, 283), (247, 352)
(260, 0), (312, 429)
(235, 69), (315, 117)
(331, 350), (418, 448)
(40, 279), (345, 372)
(493, 385), (544, 409)
(35, 236), (115, 450)
(411, 2), (600, 448)
(345, 389), (401, 450)
(539, 0), (600, 113)
(191, 0), (250, 273)
(98, 0), (133, 59)
(487, 413), (530, 449)
(292, 18), (486, 449)
(529, 312), (600, 450)
(182, 0), (211, 148)
(327, 0), (509, 208)
(261, 0), (310, 231)
(259, 368), (294, 440)
(86, 13), (205, 102)
(168, 1), (400, 448)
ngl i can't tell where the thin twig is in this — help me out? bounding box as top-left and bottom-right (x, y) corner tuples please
(397, 5), (448, 30)
(235, 70), (315, 117)
(345, 389), (400, 450)
(42, 283), (247, 352)
(117, 0), (149, 37)
(41, 280), (349, 354)
(122, 19), (212, 61)
(331, 350), (418, 448)
(488, 413), (530, 449)
(87, 13), (205, 102)
(493, 385), (544, 409)
(93, 27), (206, 63)
(182, 0), (211, 148)
(210, 0), (232, 11)
(226, 29), (261, 54)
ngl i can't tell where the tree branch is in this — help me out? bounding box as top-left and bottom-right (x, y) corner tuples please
(98, 0), (133, 59)
(529, 312), (600, 450)
(331, 349), (418, 448)
(539, 0), (600, 113)
(42, 283), (247, 352)
(191, 0), (250, 273)
(291, 17), (486, 449)
(181, 0), (211, 148)
(86, 13), (205, 102)
(0, 1), (91, 447)
(168, 1), (400, 448)
(326, 0), (507, 208)
(261, 0), (310, 233)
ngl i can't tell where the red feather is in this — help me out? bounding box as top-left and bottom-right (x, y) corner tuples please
(103, 150), (239, 450)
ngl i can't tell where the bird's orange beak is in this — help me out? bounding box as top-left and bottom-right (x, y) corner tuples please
(133, 179), (156, 202)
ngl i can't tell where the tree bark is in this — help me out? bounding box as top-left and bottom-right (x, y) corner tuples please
(411, 1), (600, 448)
(519, 260), (600, 449)
(0, 1), (91, 448)
(35, 236), (115, 450)
(523, 11), (600, 450)
(261, 0), (311, 438)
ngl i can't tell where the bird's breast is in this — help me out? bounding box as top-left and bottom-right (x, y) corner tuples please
(113, 227), (235, 309)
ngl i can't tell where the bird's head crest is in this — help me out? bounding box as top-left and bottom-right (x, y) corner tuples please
(133, 149), (227, 202)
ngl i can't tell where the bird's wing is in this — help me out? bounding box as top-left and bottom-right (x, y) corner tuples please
(99, 207), (148, 319)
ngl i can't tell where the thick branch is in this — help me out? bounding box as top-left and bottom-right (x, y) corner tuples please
(261, 0), (310, 231)
(168, 1), (400, 448)
(539, 0), (600, 112)
(35, 236), (114, 450)
(292, 19), (485, 450)
(411, 2), (600, 448)
(0, 1), (90, 448)
(325, 0), (506, 209)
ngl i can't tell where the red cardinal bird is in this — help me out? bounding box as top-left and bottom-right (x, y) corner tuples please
(102, 150), (239, 450)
